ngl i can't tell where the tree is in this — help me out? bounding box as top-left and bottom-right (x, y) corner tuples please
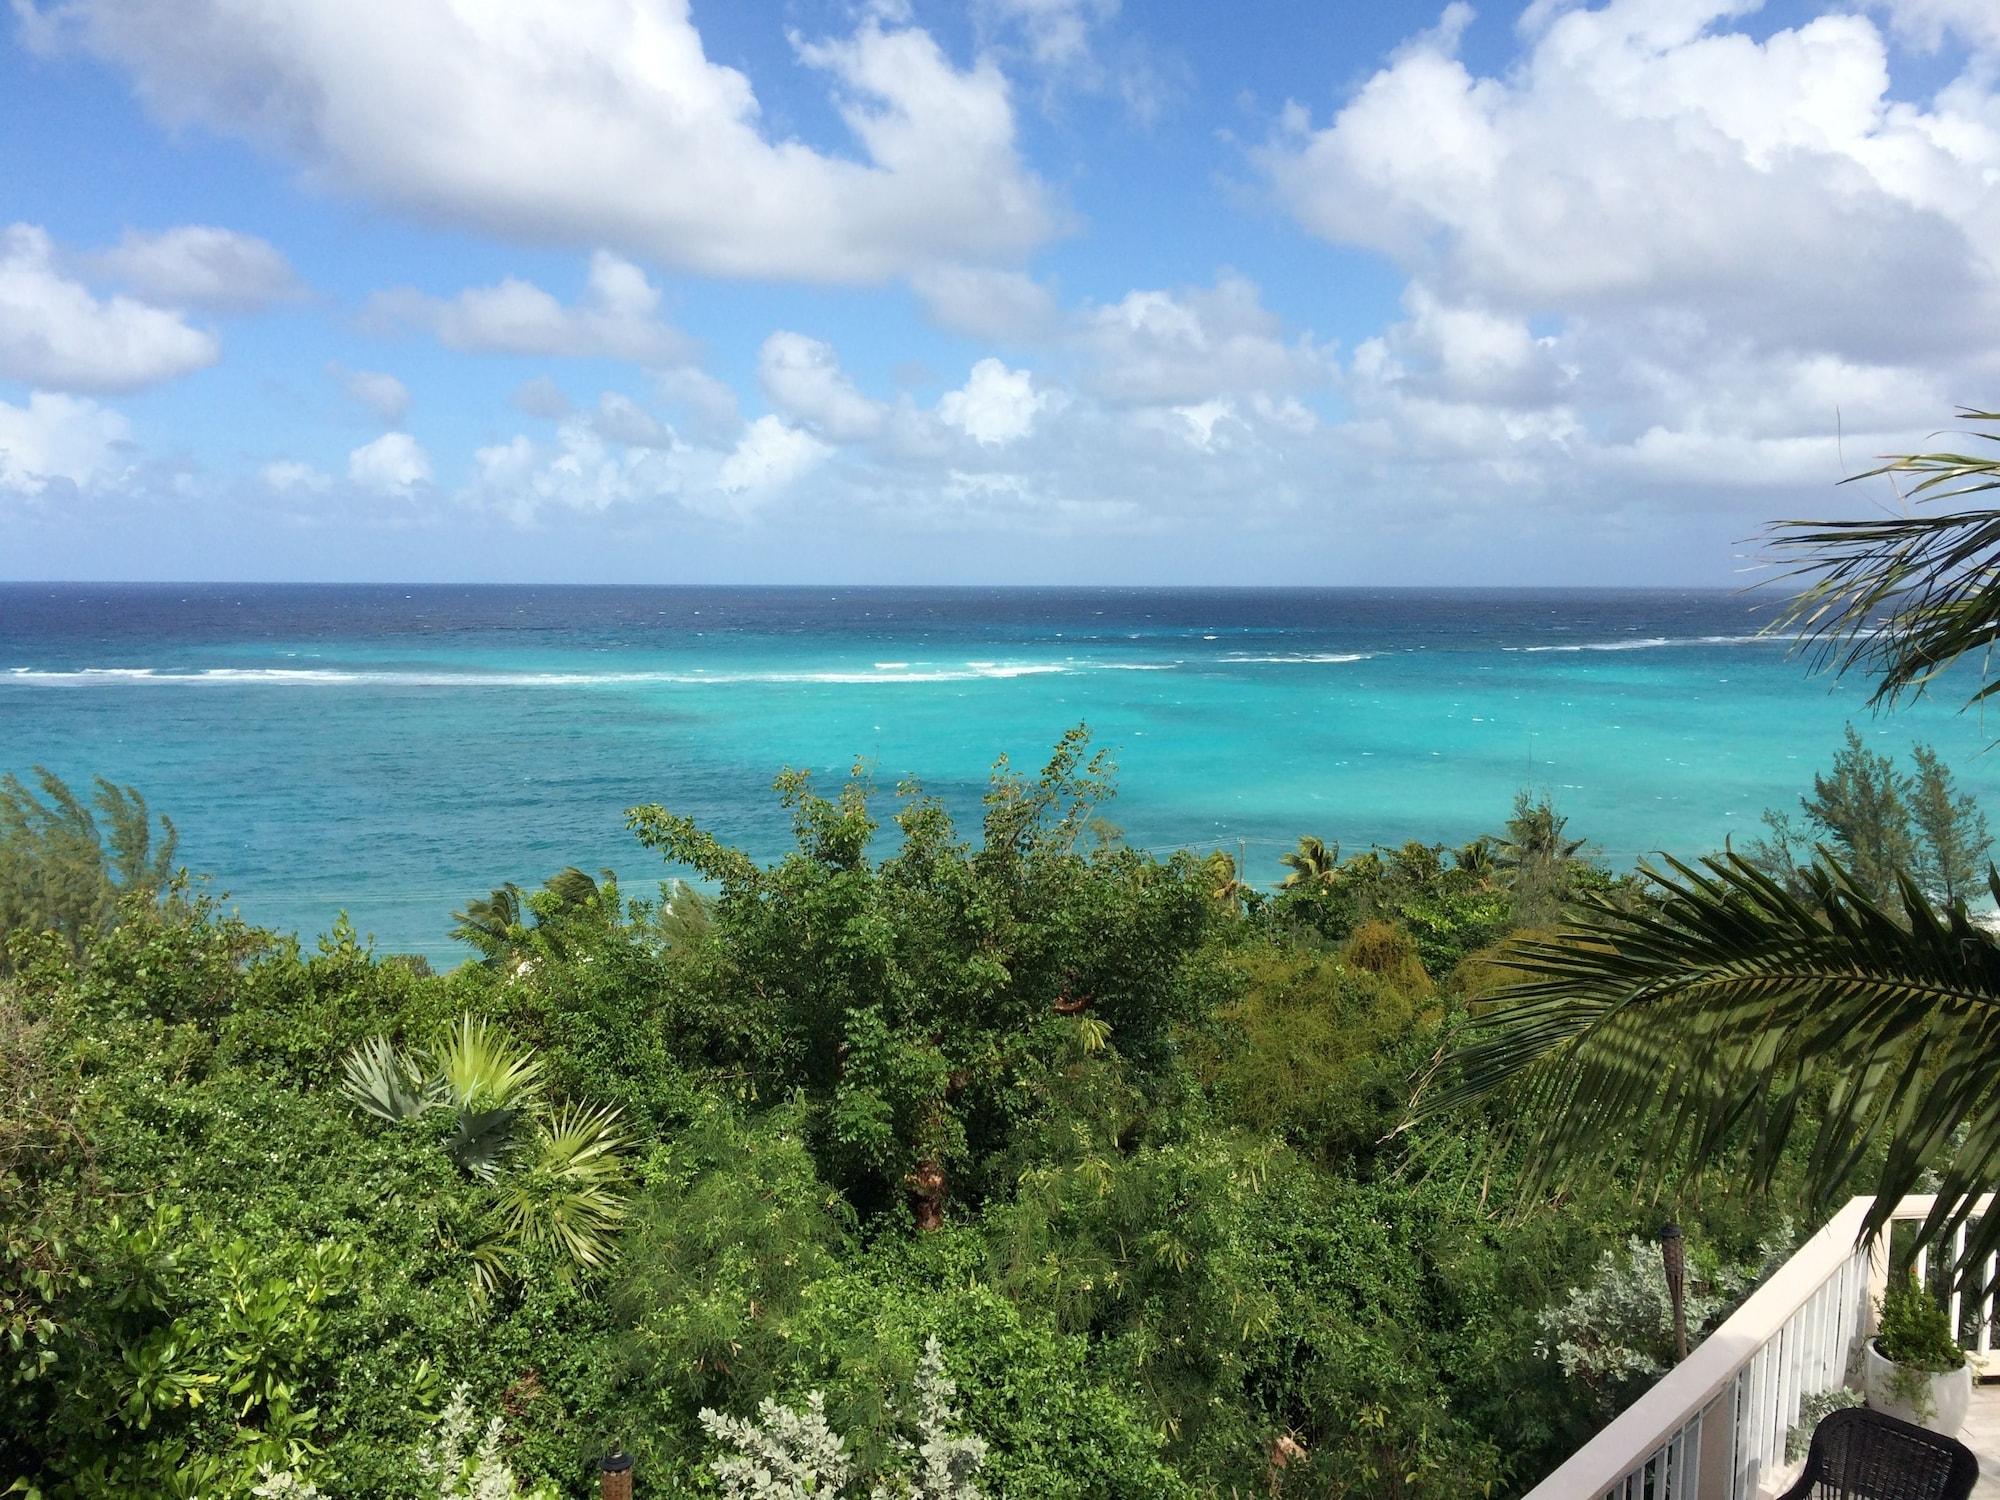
(1496, 793), (1586, 924)
(0, 767), (178, 964)
(1278, 836), (1340, 890)
(1424, 407), (2000, 1290)
(622, 728), (1218, 1230)
(1798, 725), (1915, 898)
(1909, 744), (1991, 905)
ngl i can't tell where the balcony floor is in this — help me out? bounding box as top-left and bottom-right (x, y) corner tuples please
(1969, 1383), (2000, 1497)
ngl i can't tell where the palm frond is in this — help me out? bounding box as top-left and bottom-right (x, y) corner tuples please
(432, 1014), (543, 1114)
(1764, 409), (2000, 716)
(339, 1036), (438, 1123)
(1416, 850), (2000, 1287)
(488, 1102), (632, 1281)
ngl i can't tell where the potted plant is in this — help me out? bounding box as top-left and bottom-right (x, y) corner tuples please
(1864, 1274), (1971, 1434)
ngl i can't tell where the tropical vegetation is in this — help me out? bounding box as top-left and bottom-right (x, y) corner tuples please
(1428, 405), (2000, 1293)
(6, 408), (2000, 1495)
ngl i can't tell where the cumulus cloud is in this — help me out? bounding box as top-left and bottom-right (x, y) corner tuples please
(1867, 0), (2000, 54)
(259, 459), (333, 495)
(938, 358), (1049, 445)
(511, 376), (573, 420)
(24, 0), (1058, 284)
(589, 392), (670, 448)
(0, 224), (218, 392)
(1261, 3), (2000, 363)
(0, 391), (131, 494)
(1244, 1), (2000, 524)
(716, 416), (830, 500)
(909, 265), (1059, 341)
(331, 365), (411, 426)
(91, 225), (299, 311)
(757, 332), (885, 440)
(347, 431), (431, 495)
(1078, 274), (1332, 405)
(370, 251), (695, 364)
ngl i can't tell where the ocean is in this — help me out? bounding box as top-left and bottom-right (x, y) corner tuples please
(3, 583), (1994, 965)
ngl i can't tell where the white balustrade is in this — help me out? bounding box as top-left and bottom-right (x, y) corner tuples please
(1521, 1195), (1992, 1500)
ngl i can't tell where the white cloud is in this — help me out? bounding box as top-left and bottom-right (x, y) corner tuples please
(25, 1), (1058, 284)
(979, 0), (1116, 69)
(1078, 274), (1332, 405)
(757, 332), (885, 440)
(590, 392), (670, 448)
(909, 265), (1059, 341)
(91, 225), (299, 311)
(511, 376), (573, 420)
(0, 224), (218, 392)
(938, 358), (1048, 445)
(654, 365), (742, 442)
(1261, 4), (2000, 363)
(347, 431), (432, 495)
(0, 391), (130, 494)
(372, 251), (695, 364)
(331, 365), (411, 426)
(468, 424), (656, 524)
(259, 459), (333, 495)
(716, 415), (830, 499)
(1867, 0), (2000, 54)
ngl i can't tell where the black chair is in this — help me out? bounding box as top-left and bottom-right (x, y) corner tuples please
(1778, 1406), (1979, 1500)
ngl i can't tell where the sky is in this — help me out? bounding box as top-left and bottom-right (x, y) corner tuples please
(2, 0), (1998, 585)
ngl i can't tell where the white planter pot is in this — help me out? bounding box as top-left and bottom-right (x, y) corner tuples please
(1863, 1340), (1972, 1434)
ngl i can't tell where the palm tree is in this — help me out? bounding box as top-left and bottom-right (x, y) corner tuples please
(1278, 835), (1340, 889)
(449, 882), (524, 965)
(1422, 409), (2000, 1289)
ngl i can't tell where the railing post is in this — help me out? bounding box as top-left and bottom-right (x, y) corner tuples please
(1865, 1216), (1890, 1345)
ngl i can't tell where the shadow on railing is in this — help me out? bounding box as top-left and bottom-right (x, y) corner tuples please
(1522, 1195), (1993, 1500)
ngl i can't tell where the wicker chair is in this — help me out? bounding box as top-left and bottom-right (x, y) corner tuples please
(1777, 1407), (1979, 1500)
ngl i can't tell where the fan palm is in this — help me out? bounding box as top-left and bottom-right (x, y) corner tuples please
(1422, 408), (2000, 1291)
(482, 1101), (631, 1292)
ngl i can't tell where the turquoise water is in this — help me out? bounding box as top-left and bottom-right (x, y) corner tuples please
(3, 583), (1994, 964)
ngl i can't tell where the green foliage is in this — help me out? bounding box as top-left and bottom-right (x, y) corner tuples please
(0, 768), (179, 970)
(624, 727), (1219, 1224)
(1186, 946), (1430, 1162)
(1747, 725), (1991, 906)
(4, 748), (1798, 1498)
(338, 1014), (632, 1294)
(1910, 743), (1992, 905)
(1497, 793), (1588, 926)
(1533, 1231), (1779, 1419)
(1876, 1275), (1964, 1373)
(1785, 1386), (1863, 1463)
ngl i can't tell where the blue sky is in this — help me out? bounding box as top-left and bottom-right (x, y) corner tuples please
(3, 0), (1998, 584)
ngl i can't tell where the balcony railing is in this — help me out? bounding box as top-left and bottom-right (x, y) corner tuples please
(1523, 1195), (1995, 1500)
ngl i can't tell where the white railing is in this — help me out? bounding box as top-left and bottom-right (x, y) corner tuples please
(1522, 1195), (1993, 1500)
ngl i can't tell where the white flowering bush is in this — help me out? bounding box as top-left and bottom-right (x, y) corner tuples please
(1537, 1231), (1787, 1413)
(701, 1391), (856, 1498)
(416, 1384), (560, 1500)
(700, 1336), (986, 1500)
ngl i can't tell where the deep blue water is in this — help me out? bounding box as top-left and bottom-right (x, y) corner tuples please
(4, 583), (1994, 963)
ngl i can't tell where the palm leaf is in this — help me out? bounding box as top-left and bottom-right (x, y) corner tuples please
(1764, 408), (2000, 717)
(432, 1014), (543, 1113)
(487, 1101), (632, 1282)
(1415, 850), (2000, 1289)
(339, 1036), (438, 1123)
